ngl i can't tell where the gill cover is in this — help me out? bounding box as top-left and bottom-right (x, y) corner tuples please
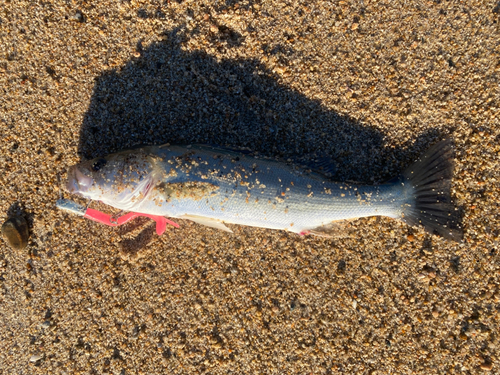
(66, 150), (159, 211)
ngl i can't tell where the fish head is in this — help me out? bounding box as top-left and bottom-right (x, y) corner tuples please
(65, 150), (158, 210)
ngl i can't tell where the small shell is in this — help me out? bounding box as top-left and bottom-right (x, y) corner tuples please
(1, 216), (29, 250)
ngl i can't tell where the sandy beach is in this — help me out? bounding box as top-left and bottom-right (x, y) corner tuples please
(0, 0), (499, 373)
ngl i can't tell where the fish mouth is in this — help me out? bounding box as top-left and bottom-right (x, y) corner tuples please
(65, 166), (94, 195)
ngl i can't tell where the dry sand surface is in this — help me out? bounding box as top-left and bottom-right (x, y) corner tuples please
(1, 0), (499, 373)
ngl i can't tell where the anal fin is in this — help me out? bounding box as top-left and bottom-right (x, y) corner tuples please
(307, 219), (357, 238)
(179, 214), (233, 233)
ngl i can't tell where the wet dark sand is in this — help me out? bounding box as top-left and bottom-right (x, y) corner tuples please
(0, 1), (499, 373)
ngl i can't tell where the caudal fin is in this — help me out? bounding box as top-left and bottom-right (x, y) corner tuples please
(401, 139), (463, 241)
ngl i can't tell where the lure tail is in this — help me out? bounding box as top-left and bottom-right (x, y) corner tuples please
(400, 139), (463, 241)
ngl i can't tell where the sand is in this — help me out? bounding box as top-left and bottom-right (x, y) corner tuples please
(0, 0), (499, 373)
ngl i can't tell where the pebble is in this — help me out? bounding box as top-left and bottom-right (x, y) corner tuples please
(480, 362), (493, 371)
(29, 353), (42, 363)
(41, 321), (51, 329)
(1, 216), (29, 250)
(69, 11), (84, 23)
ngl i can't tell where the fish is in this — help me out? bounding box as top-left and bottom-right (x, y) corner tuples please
(64, 139), (463, 241)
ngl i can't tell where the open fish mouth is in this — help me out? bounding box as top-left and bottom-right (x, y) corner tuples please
(65, 166), (94, 195)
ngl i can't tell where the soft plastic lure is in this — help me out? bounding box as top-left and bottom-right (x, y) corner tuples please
(56, 199), (179, 235)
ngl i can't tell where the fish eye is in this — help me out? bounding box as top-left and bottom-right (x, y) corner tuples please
(92, 158), (107, 171)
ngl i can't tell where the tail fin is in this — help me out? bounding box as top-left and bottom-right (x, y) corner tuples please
(401, 139), (463, 241)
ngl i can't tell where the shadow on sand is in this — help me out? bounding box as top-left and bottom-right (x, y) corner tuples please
(78, 28), (393, 179)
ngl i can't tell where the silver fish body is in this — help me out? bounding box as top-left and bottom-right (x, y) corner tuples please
(66, 141), (463, 240)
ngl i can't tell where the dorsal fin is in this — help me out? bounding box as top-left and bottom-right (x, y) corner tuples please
(290, 155), (337, 179)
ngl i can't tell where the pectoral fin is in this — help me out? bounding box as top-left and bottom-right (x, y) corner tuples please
(179, 214), (233, 233)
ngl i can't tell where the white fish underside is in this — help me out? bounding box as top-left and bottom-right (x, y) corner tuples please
(110, 145), (407, 234)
